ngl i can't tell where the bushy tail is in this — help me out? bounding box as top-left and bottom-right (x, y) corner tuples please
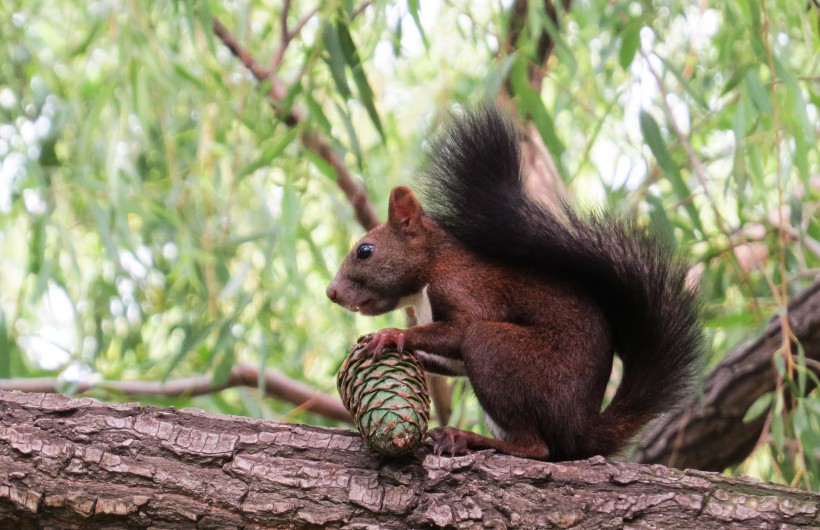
(420, 105), (703, 454)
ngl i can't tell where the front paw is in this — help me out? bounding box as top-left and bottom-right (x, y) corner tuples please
(427, 426), (469, 457)
(358, 328), (406, 360)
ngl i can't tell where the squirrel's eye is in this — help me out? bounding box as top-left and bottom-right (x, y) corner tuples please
(356, 243), (374, 260)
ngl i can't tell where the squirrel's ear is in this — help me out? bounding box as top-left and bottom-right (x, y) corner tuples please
(387, 186), (423, 231)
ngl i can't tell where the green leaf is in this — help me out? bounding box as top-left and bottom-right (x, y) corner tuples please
(646, 194), (676, 246)
(334, 101), (363, 170)
(305, 92), (334, 135)
(212, 347), (236, 387)
(195, 0), (216, 54)
(322, 23), (352, 99)
(770, 410), (785, 453)
(639, 110), (703, 233)
(743, 391), (773, 423)
(793, 400), (810, 437)
(773, 353), (786, 378)
(303, 148), (338, 180)
(784, 83), (812, 183)
(27, 216), (46, 276)
(342, 0), (355, 18)
(731, 94), (751, 189)
(336, 20), (385, 141)
(539, 7), (576, 72)
(172, 62), (206, 91)
(795, 342), (807, 397)
(483, 53), (517, 99)
(744, 70), (772, 113)
(510, 56), (567, 179)
(619, 21), (641, 70)
(299, 225), (333, 281)
(241, 129), (298, 177)
(391, 13), (403, 57)
(406, 0), (429, 50)
(280, 174), (300, 280)
(657, 55), (710, 111)
(639, 111), (676, 179)
(164, 322), (216, 380)
(721, 67), (747, 96)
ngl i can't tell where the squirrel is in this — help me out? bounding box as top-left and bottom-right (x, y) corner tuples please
(326, 105), (703, 461)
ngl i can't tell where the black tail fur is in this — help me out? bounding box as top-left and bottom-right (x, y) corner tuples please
(419, 105), (703, 455)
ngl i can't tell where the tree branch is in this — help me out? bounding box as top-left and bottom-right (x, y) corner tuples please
(505, 0), (572, 93)
(2, 391), (818, 528)
(635, 276), (820, 470)
(212, 17), (380, 230)
(270, 2), (319, 72)
(0, 363), (352, 425)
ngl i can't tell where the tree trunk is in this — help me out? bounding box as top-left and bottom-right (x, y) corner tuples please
(635, 277), (820, 470)
(2, 391), (818, 529)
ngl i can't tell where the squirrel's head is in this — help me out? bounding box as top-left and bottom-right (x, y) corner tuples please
(326, 186), (433, 316)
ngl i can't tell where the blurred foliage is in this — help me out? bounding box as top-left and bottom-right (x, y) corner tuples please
(0, 0), (818, 488)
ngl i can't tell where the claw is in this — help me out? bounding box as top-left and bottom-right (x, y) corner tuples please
(356, 328), (406, 361)
(427, 427), (469, 457)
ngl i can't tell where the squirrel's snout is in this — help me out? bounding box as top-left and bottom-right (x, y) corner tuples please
(326, 284), (339, 303)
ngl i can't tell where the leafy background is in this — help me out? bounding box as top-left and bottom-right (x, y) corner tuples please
(1, 0), (818, 489)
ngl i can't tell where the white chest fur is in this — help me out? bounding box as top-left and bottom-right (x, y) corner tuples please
(399, 285), (466, 376)
(399, 284), (433, 325)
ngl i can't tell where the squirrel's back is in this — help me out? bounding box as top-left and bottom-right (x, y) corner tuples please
(420, 105), (703, 457)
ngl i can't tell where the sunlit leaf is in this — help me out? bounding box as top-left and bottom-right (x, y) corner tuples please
(743, 391), (773, 423)
(336, 20), (385, 141)
(322, 23), (352, 100)
(406, 0), (429, 50)
(510, 56), (566, 178)
(639, 111), (703, 233)
(619, 21), (641, 70)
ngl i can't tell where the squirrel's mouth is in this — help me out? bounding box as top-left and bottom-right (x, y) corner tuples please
(356, 298), (397, 316)
(326, 283), (398, 315)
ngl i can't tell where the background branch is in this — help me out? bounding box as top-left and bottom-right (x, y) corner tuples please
(635, 276), (820, 470)
(0, 363), (352, 425)
(212, 17), (380, 230)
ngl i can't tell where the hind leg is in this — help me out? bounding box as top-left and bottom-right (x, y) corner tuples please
(428, 425), (550, 459)
(426, 321), (577, 460)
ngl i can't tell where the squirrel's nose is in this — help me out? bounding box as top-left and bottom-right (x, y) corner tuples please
(326, 285), (339, 303)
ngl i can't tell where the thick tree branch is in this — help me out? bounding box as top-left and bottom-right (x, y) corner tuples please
(2, 391), (818, 528)
(0, 363), (352, 425)
(635, 276), (820, 470)
(212, 18), (380, 230)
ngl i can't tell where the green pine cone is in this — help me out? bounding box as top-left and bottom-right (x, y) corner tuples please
(337, 340), (431, 457)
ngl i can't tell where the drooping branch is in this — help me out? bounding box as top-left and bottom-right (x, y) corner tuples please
(635, 276), (820, 470)
(2, 391), (819, 528)
(270, 1), (319, 72)
(0, 363), (352, 425)
(212, 18), (380, 230)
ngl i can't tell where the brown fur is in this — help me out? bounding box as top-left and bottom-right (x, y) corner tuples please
(328, 187), (615, 460)
(327, 106), (702, 461)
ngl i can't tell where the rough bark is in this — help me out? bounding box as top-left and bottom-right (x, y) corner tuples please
(2, 391), (819, 529)
(635, 277), (820, 470)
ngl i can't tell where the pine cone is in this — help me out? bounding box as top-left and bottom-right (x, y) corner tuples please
(337, 340), (430, 457)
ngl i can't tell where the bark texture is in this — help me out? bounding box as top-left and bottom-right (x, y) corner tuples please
(2, 391), (819, 529)
(635, 277), (820, 470)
